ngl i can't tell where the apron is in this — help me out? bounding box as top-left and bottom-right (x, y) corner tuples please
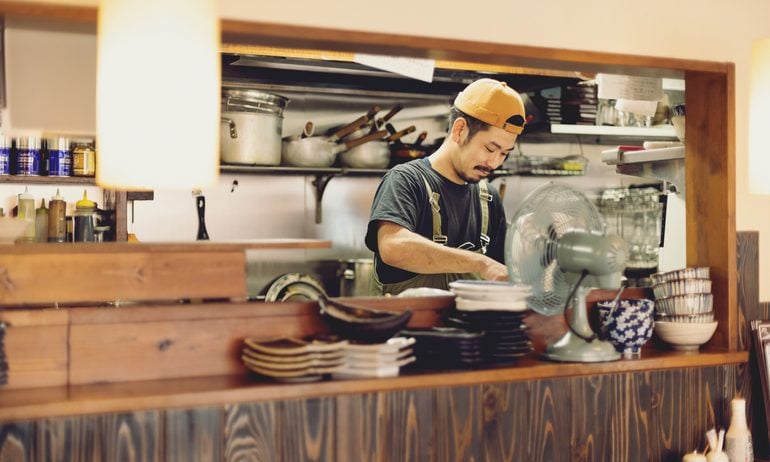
(371, 177), (492, 296)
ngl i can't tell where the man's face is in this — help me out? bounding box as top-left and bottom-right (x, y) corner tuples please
(453, 124), (518, 183)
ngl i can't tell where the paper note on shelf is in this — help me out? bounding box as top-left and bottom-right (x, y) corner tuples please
(597, 73), (664, 101)
(354, 53), (435, 83)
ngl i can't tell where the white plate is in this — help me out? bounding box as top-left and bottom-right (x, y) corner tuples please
(455, 297), (528, 312)
(346, 337), (415, 354)
(345, 348), (413, 365)
(449, 280), (532, 293)
(450, 287), (531, 302)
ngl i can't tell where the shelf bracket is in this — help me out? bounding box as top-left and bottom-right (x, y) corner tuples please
(311, 174), (335, 224)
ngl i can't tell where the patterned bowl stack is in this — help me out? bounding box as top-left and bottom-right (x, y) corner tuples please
(650, 267), (718, 351)
(241, 336), (348, 382)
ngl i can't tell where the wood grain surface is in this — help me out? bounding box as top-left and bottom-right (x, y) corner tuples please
(164, 407), (223, 462)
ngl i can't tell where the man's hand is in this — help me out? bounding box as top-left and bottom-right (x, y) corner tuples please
(478, 258), (509, 281)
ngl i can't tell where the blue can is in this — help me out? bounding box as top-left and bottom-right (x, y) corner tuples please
(0, 136), (10, 175)
(47, 137), (71, 176)
(16, 136), (41, 176)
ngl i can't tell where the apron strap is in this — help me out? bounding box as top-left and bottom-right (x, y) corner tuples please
(421, 175), (447, 245)
(479, 179), (491, 254)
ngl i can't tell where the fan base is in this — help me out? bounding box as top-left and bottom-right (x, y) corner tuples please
(544, 332), (621, 363)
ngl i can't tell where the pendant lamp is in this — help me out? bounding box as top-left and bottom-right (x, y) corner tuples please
(96, 0), (220, 190)
(750, 38), (770, 194)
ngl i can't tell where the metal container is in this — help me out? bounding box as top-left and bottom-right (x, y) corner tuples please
(16, 136), (41, 176)
(220, 88), (289, 165)
(338, 258), (374, 297)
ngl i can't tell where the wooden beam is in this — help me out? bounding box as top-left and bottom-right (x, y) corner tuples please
(685, 67), (737, 351)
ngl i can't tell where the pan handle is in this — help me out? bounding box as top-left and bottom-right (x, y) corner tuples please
(375, 104), (403, 128)
(414, 131), (428, 146)
(386, 125), (416, 142)
(343, 130), (389, 150)
(221, 117), (237, 139)
(328, 115), (370, 142)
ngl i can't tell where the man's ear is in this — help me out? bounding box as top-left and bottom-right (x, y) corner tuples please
(450, 117), (467, 144)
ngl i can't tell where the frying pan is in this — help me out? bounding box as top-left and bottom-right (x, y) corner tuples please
(391, 130), (429, 165)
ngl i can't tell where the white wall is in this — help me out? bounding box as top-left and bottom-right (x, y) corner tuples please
(4, 0), (769, 297)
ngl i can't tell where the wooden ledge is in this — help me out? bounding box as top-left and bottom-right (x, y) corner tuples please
(1, 239), (332, 254)
(0, 349), (747, 422)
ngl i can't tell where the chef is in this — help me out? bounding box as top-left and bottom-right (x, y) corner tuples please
(365, 78), (526, 295)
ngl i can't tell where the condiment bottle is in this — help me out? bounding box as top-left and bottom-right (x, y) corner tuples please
(16, 136), (41, 176)
(72, 141), (95, 177)
(725, 397), (754, 462)
(47, 189), (67, 243)
(35, 199), (48, 243)
(682, 451), (706, 462)
(0, 135), (11, 175)
(73, 190), (96, 242)
(17, 187), (36, 242)
(47, 136), (71, 177)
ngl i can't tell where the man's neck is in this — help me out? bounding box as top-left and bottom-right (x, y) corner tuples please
(427, 144), (465, 185)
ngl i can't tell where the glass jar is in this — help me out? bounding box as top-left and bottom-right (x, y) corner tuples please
(72, 141), (96, 177)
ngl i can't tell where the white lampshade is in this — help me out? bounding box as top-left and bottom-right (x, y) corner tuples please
(749, 38), (770, 194)
(96, 0), (220, 190)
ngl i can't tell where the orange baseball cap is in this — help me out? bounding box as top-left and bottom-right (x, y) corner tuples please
(454, 78), (526, 134)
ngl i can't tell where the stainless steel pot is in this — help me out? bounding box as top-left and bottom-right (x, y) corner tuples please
(283, 129), (387, 168)
(220, 89), (289, 165)
(338, 258), (374, 296)
(339, 125), (414, 169)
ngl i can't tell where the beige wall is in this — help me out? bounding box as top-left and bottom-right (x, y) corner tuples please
(6, 0), (770, 297)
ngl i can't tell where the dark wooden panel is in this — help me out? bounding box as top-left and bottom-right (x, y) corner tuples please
(434, 385), (482, 461)
(527, 378), (571, 462)
(277, 398), (335, 462)
(37, 415), (100, 462)
(0, 421), (34, 462)
(650, 368), (722, 462)
(164, 407), (222, 462)
(737, 231), (760, 350)
(335, 389), (434, 462)
(98, 411), (160, 462)
(223, 402), (278, 462)
(571, 372), (652, 462)
(481, 382), (528, 462)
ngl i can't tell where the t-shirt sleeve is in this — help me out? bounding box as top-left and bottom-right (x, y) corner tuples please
(365, 168), (424, 253)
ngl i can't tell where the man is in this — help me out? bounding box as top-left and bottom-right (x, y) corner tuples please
(365, 78), (526, 295)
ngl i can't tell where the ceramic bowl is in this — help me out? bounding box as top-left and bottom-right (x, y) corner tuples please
(654, 320), (718, 351)
(596, 299), (655, 358)
(652, 278), (711, 299)
(655, 293), (713, 315)
(651, 266), (709, 284)
(655, 311), (715, 324)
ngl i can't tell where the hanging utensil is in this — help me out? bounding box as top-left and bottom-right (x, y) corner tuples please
(374, 104), (403, 130)
(192, 189), (209, 240)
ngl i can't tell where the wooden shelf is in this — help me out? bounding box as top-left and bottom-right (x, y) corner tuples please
(0, 175), (95, 185)
(1, 239), (332, 254)
(0, 349), (747, 422)
(550, 124), (678, 138)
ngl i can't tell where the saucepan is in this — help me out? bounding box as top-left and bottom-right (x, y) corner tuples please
(340, 125), (415, 169)
(281, 113), (373, 167)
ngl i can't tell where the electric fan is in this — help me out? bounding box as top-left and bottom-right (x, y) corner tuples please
(505, 183), (627, 362)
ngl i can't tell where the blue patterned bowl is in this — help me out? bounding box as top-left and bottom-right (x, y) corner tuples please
(597, 299), (655, 358)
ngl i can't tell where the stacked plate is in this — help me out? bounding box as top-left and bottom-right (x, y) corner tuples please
(241, 336), (348, 382)
(399, 327), (484, 369)
(334, 337), (416, 378)
(446, 280), (533, 363)
(445, 310), (533, 363)
(448, 280), (531, 312)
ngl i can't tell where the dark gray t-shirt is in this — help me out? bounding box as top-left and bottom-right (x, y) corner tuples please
(365, 158), (507, 284)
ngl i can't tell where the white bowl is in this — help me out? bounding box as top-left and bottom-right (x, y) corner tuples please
(654, 320), (717, 351)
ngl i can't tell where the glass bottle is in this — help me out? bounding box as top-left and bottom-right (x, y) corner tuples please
(72, 141), (96, 177)
(725, 397), (754, 462)
(73, 190), (96, 242)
